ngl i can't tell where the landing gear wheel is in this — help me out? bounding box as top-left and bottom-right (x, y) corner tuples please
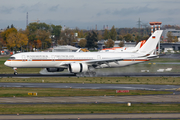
(13, 68), (18, 75)
(14, 72), (18, 75)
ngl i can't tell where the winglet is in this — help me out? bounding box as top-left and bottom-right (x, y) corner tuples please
(137, 30), (163, 55)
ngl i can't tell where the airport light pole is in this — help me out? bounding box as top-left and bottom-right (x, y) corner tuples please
(149, 22), (162, 55)
(157, 22), (162, 55)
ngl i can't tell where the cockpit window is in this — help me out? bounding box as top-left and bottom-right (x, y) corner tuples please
(8, 57), (16, 60)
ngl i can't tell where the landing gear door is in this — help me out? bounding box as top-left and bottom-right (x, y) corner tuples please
(22, 55), (26, 62)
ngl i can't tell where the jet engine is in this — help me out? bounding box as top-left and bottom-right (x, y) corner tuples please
(46, 68), (64, 72)
(68, 63), (88, 73)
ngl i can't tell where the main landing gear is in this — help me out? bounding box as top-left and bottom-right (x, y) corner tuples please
(13, 68), (18, 75)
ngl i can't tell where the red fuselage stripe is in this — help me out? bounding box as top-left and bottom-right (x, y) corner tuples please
(7, 59), (148, 62)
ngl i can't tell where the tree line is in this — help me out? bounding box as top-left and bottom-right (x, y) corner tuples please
(0, 23), (178, 51)
(78, 26), (150, 48)
(0, 23), (61, 52)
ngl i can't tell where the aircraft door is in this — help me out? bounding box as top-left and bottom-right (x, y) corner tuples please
(51, 55), (55, 61)
(131, 55), (135, 61)
(27, 56), (32, 61)
(22, 55), (26, 62)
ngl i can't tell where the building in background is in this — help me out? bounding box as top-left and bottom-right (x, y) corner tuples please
(97, 40), (136, 50)
(160, 42), (180, 51)
(162, 29), (180, 42)
(52, 45), (78, 52)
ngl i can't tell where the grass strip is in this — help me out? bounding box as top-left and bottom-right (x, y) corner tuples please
(0, 103), (180, 114)
(0, 77), (180, 85)
(0, 88), (172, 97)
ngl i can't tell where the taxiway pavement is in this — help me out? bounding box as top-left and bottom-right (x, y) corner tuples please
(0, 95), (180, 104)
(0, 113), (180, 119)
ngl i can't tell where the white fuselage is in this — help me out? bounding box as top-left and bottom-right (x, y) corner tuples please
(4, 52), (148, 68)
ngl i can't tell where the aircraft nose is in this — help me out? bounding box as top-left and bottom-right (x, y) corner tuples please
(4, 61), (9, 66)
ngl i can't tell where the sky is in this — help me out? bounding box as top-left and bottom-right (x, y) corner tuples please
(0, 0), (180, 30)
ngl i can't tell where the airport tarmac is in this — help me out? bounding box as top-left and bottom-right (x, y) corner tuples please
(0, 113), (180, 119)
(0, 94), (179, 120)
(160, 53), (180, 59)
(1, 81), (180, 119)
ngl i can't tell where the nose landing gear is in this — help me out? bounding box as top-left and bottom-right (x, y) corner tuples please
(13, 68), (18, 75)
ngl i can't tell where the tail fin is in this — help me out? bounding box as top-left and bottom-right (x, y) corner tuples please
(134, 40), (146, 51)
(137, 30), (163, 55)
(140, 40), (146, 48)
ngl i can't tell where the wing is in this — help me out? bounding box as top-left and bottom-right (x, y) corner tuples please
(85, 58), (123, 65)
(58, 58), (124, 68)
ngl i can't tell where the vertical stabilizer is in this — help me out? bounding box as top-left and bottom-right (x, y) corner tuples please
(137, 30), (163, 55)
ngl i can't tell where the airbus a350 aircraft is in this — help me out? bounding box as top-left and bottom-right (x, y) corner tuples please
(4, 30), (163, 75)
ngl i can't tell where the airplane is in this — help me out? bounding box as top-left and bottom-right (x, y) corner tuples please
(4, 30), (163, 75)
(99, 40), (146, 53)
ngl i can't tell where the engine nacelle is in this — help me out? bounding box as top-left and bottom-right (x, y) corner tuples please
(68, 63), (88, 73)
(46, 68), (64, 72)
